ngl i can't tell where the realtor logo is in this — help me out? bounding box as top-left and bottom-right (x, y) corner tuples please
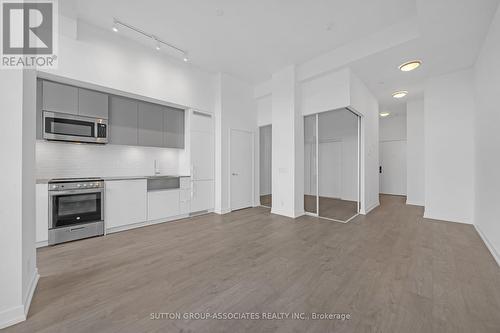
(1, 0), (58, 68)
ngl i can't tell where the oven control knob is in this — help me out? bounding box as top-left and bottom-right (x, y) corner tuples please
(77, 184), (82, 188)
(51, 185), (58, 190)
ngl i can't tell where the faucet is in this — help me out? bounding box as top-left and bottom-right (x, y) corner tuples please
(154, 160), (160, 175)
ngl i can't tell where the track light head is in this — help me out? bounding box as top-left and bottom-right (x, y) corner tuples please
(112, 19), (119, 32)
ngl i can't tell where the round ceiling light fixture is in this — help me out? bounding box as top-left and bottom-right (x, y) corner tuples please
(380, 112), (390, 117)
(392, 90), (408, 99)
(399, 60), (422, 72)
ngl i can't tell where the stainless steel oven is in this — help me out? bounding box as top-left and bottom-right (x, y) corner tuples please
(48, 178), (105, 245)
(43, 111), (108, 144)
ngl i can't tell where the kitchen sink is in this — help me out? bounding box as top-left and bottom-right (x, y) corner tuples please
(147, 176), (180, 191)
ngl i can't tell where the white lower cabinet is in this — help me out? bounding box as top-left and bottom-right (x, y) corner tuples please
(36, 183), (49, 245)
(191, 180), (214, 213)
(148, 190), (180, 220)
(105, 179), (147, 230)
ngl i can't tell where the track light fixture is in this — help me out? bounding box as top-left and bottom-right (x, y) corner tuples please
(112, 18), (188, 62)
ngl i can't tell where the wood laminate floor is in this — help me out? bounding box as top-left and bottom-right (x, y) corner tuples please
(5, 195), (500, 333)
(304, 195), (358, 221)
(260, 194), (272, 207)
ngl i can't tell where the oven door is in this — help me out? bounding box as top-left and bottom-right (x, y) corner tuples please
(49, 189), (104, 229)
(43, 111), (107, 143)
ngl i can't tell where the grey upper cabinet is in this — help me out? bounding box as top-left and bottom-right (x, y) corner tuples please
(78, 88), (109, 119)
(163, 107), (185, 148)
(109, 96), (138, 146)
(138, 102), (164, 147)
(42, 81), (78, 114)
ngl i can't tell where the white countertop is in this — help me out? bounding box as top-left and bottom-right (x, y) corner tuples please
(36, 175), (190, 184)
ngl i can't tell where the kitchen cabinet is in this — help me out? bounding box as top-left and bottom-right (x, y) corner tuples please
(42, 81), (78, 114)
(147, 189), (180, 221)
(109, 96), (138, 145)
(179, 177), (191, 215)
(36, 184), (48, 246)
(105, 179), (147, 230)
(78, 88), (109, 119)
(191, 180), (214, 213)
(191, 131), (215, 180)
(138, 102), (164, 147)
(163, 107), (185, 148)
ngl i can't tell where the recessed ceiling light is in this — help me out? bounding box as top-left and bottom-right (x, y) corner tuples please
(380, 112), (390, 117)
(183, 53), (189, 62)
(112, 21), (119, 32)
(392, 90), (408, 99)
(399, 60), (422, 72)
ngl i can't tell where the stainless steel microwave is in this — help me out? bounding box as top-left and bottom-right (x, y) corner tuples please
(43, 111), (108, 144)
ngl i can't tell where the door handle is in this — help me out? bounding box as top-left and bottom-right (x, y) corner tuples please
(232, 173), (239, 176)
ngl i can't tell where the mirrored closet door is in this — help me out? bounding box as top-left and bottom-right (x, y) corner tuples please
(304, 108), (360, 222)
(259, 125), (272, 207)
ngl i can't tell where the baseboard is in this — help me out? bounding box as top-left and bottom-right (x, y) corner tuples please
(360, 202), (379, 215)
(215, 208), (231, 215)
(294, 210), (305, 218)
(270, 209), (297, 219)
(106, 214), (190, 234)
(0, 305), (25, 330)
(24, 269), (39, 317)
(423, 210), (473, 225)
(406, 200), (424, 207)
(474, 225), (500, 267)
(36, 240), (48, 248)
(379, 192), (406, 197)
(0, 269), (39, 330)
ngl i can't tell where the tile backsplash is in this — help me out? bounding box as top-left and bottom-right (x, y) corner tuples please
(36, 140), (185, 179)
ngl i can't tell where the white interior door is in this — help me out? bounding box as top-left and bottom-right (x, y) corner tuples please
(230, 129), (253, 210)
(318, 141), (342, 198)
(380, 140), (407, 195)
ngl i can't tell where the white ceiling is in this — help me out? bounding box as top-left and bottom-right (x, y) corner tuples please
(61, 0), (416, 82)
(350, 0), (499, 110)
(62, 0), (499, 110)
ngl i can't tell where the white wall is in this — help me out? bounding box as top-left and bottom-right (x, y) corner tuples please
(424, 69), (475, 224)
(379, 113), (407, 142)
(43, 19), (216, 112)
(406, 99), (425, 206)
(256, 95), (272, 126)
(0, 71), (37, 329)
(299, 68), (350, 116)
(36, 141), (181, 179)
(21, 71), (37, 308)
(271, 66), (304, 217)
(350, 72), (380, 214)
(473, 5), (500, 264)
(214, 73), (256, 213)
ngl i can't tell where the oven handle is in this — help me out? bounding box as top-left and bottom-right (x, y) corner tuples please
(49, 188), (104, 196)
